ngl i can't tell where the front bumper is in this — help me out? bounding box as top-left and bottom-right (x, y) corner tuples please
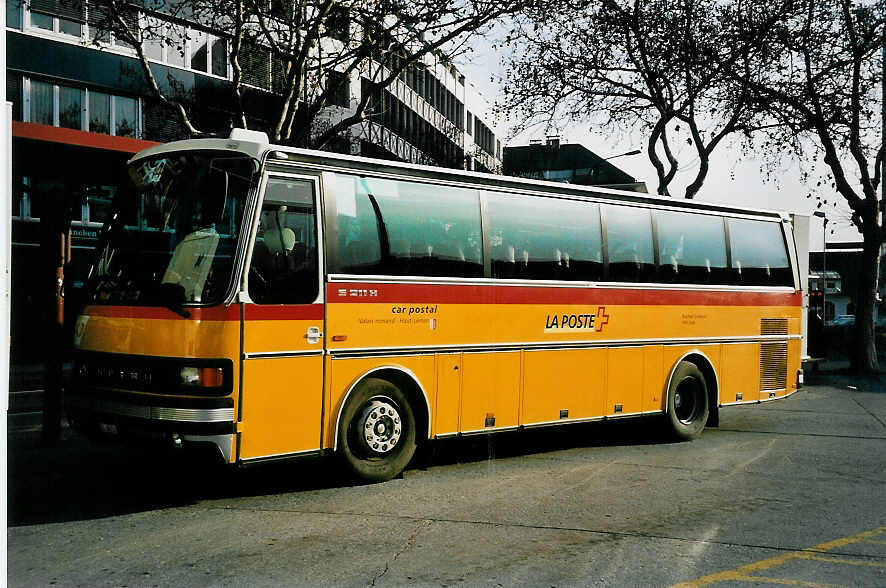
(66, 386), (236, 460)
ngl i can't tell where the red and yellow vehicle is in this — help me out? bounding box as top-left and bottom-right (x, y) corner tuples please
(68, 129), (804, 481)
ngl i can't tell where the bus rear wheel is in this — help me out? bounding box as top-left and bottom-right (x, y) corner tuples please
(338, 378), (417, 483)
(666, 361), (709, 440)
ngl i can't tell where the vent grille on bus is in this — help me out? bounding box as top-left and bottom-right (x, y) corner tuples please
(761, 318), (789, 336)
(760, 342), (788, 391)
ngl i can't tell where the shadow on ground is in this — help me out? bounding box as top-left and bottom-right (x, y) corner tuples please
(8, 416), (671, 527)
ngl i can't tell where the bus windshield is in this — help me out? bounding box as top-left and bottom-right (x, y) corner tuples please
(88, 151), (257, 308)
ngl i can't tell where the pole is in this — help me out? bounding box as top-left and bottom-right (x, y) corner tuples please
(40, 183), (70, 445)
(822, 218), (827, 322)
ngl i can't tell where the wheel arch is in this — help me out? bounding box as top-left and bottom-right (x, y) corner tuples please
(333, 365), (431, 452)
(665, 350), (720, 427)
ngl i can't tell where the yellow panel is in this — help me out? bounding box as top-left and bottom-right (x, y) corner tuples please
(606, 347), (645, 415)
(523, 349), (605, 424)
(461, 352), (520, 431)
(244, 319), (322, 353)
(723, 343), (760, 402)
(77, 315), (240, 358)
(323, 356), (436, 448)
(644, 345), (665, 412)
(239, 356), (324, 458)
(325, 301), (802, 352)
(435, 354), (461, 436)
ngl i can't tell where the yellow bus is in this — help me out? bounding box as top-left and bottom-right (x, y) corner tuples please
(67, 129), (804, 482)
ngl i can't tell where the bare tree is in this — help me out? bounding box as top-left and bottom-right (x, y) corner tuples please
(86, 0), (524, 150)
(716, 0), (885, 372)
(500, 0), (763, 198)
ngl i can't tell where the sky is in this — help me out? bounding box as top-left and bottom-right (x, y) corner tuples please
(455, 37), (867, 252)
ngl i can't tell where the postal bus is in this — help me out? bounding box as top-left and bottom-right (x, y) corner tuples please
(67, 129), (804, 482)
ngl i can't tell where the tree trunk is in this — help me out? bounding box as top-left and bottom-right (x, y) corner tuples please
(850, 222), (881, 373)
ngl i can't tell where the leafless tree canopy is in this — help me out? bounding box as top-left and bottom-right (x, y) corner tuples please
(86, 0), (524, 147)
(500, 0), (763, 198)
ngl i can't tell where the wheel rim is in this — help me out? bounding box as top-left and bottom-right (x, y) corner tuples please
(674, 376), (701, 424)
(355, 397), (402, 456)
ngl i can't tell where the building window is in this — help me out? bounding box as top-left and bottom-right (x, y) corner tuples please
(7, 73), (23, 121)
(143, 20), (227, 77)
(166, 23), (187, 67)
(114, 95), (138, 137)
(29, 80), (55, 125)
(89, 91), (111, 134)
(26, 0), (85, 36)
(58, 15), (82, 36)
(58, 85), (83, 129)
(29, 10), (54, 31)
(23, 77), (141, 138)
(190, 28), (210, 72)
(19, 2), (229, 79)
(7, 0), (23, 29)
(211, 37), (228, 77)
(328, 70), (350, 108)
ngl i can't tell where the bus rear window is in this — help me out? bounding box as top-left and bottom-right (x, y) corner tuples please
(728, 218), (792, 287)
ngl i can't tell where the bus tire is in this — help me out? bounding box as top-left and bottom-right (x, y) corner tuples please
(337, 378), (417, 483)
(666, 361), (709, 440)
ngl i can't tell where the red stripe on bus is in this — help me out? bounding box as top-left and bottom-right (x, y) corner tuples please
(244, 305), (324, 320)
(82, 305), (240, 320)
(327, 283), (802, 307)
(82, 304), (324, 321)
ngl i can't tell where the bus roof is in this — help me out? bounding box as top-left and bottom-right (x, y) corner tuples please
(130, 129), (787, 221)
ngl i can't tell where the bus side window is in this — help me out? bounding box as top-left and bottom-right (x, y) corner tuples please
(487, 192), (602, 282)
(604, 205), (655, 283)
(656, 210), (728, 285)
(248, 178), (319, 304)
(330, 173), (482, 278)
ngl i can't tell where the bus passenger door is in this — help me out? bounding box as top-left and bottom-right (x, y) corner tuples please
(238, 174), (325, 461)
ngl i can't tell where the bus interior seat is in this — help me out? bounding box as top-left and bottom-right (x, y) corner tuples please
(389, 239), (411, 258)
(493, 244), (517, 278)
(433, 240), (465, 262)
(389, 239), (412, 273)
(265, 227), (296, 254)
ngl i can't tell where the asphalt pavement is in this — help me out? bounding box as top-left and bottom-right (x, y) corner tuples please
(6, 371), (886, 587)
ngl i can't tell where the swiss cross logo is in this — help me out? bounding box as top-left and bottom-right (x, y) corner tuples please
(595, 306), (610, 332)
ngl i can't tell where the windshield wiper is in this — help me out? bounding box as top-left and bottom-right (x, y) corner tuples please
(149, 283), (191, 318)
(164, 300), (191, 319)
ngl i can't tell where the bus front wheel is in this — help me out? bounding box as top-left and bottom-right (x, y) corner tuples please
(666, 361), (709, 440)
(338, 378), (417, 483)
